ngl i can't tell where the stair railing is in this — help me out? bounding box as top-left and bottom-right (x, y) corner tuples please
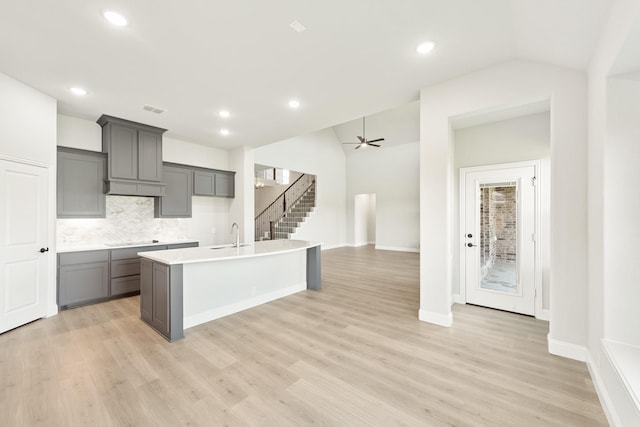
(255, 174), (315, 240)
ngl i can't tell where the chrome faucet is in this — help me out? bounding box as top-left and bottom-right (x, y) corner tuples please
(231, 222), (240, 247)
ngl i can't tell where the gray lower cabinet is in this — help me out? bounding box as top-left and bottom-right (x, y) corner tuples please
(193, 169), (235, 197)
(155, 165), (193, 218)
(140, 259), (184, 342)
(57, 148), (106, 218)
(109, 243), (198, 296)
(58, 250), (109, 308)
(109, 245), (167, 297)
(59, 242), (198, 309)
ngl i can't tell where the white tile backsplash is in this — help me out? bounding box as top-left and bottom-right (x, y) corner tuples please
(57, 196), (188, 246)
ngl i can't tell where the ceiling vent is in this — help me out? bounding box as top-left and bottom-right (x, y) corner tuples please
(143, 104), (167, 114)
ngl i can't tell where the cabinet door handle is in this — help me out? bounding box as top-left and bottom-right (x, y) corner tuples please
(39, 247), (49, 253)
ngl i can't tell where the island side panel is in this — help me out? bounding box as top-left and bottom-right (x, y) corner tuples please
(139, 258), (184, 342)
(306, 246), (321, 290)
(169, 264), (184, 342)
(182, 250), (307, 329)
(140, 259), (153, 323)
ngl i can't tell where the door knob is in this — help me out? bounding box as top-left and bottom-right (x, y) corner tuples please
(467, 233), (473, 238)
(467, 243), (477, 247)
(39, 247), (49, 253)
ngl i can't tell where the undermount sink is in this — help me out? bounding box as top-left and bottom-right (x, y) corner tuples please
(105, 240), (160, 247)
(210, 244), (252, 250)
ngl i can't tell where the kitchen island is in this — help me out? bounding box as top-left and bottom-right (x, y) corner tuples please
(137, 239), (321, 341)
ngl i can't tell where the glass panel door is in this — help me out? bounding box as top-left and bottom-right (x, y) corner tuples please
(479, 182), (518, 294)
(463, 164), (536, 316)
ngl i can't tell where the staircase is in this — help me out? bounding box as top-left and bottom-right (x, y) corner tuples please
(255, 174), (316, 241)
(272, 184), (316, 239)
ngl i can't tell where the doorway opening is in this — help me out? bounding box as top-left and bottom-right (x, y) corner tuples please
(354, 193), (376, 246)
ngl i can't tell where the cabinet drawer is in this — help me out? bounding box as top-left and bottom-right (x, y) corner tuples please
(110, 245), (167, 260)
(111, 276), (140, 296)
(111, 259), (140, 278)
(59, 250), (109, 266)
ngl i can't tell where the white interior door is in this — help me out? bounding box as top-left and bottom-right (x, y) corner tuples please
(463, 164), (536, 315)
(0, 159), (49, 333)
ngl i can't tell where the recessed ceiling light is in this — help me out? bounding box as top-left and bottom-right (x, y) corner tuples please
(70, 87), (87, 96)
(102, 10), (128, 27)
(290, 21), (307, 33)
(220, 129), (230, 136)
(288, 99), (300, 109)
(416, 40), (436, 55)
(219, 110), (230, 118)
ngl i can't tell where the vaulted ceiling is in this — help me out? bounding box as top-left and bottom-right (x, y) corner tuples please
(0, 0), (612, 149)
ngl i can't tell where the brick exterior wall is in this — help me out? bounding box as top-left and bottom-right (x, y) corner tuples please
(480, 186), (517, 277)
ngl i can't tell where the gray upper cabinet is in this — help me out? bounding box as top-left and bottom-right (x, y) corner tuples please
(138, 130), (163, 181)
(109, 125), (138, 180)
(193, 169), (235, 198)
(155, 164), (193, 218)
(97, 115), (166, 197)
(215, 171), (235, 197)
(193, 170), (215, 196)
(57, 148), (106, 218)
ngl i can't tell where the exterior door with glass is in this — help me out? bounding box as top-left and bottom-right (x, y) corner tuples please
(462, 164), (536, 315)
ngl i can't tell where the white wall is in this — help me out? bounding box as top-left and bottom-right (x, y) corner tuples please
(587, 2), (640, 425)
(163, 136), (229, 170)
(229, 146), (255, 244)
(0, 72), (57, 316)
(346, 142), (420, 251)
(419, 61), (588, 357)
(605, 77), (640, 346)
(254, 128), (346, 248)
(56, 114), (231, 246)
(453, 112), (551, 311)
(57, 115), (102, 152)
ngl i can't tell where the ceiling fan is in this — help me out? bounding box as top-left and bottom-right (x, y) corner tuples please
(342, 117), (384, 149)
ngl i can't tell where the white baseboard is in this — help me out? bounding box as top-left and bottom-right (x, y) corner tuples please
(184, 282), (305, 329)
(451, 294), (465, 304)
(321, 243), (347, 250)
(587, 350), (624, 427)
(375, 245), (420, 253)
(351, 242), (369, 247)
(547, 334), (587, 362)
(418, 308), (453, 327)
(537, 308), (550, 321)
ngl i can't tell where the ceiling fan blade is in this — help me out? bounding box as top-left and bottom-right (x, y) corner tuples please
(357, 136), (364, 143)
(368, 143), (381, 147)
(354, 144), (362, 150)
(342, 142), (360, 144)
(367, 138), (384, 143)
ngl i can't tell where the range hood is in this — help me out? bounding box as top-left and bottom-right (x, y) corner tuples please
(97, 115), (167, 197)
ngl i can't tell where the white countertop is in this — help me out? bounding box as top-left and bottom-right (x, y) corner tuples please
(57, 239), (199, 253)
(137, 239), (321, 265)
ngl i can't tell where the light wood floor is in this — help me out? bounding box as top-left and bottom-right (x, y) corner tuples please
(0, 246), (607, 426)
